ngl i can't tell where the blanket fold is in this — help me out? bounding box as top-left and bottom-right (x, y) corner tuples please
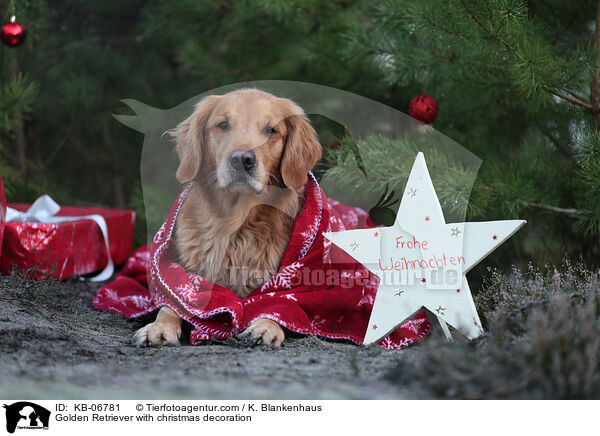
(93, 174), (431, 349)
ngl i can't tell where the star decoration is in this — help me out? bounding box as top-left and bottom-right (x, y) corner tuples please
(374, 232), (379, 237)
(425, 216), (431, 222)
(323, 152), (526, 345)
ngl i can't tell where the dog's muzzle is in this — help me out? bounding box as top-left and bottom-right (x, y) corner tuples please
(222, 149), (263, 193)
(228, 149), (256, 173)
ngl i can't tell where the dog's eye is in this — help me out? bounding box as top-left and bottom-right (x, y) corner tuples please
(217, 121), (229, 131)
(265, 126), (277, 135)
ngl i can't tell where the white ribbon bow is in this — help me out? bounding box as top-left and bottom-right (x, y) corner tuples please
(6, 194), (114, 281)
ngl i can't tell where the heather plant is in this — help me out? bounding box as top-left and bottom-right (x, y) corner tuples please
(477, 261), (600, 315)
(387, 263), (600, 399)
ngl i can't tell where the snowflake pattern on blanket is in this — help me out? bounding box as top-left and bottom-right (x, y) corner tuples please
(93, 173), (431, 349)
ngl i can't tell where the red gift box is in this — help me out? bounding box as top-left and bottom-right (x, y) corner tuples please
(0, 176), (6, 253)
(0, 203), (135, 280)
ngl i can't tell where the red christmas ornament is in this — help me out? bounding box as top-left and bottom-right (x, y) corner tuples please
(1, 17), (26, 48)
(408, 93), (439, 124)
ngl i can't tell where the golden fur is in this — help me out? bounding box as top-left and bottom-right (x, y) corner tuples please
(135, 89), (322, 347)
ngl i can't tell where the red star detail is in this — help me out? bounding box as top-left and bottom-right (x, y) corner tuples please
(421, 278), (427, 283)
(372, 324), (378, 330)
(425, 216), (430, 222)
(457, 289), (461, 293)
(492, 235), (498, 240)
(374, 232), (379, 237)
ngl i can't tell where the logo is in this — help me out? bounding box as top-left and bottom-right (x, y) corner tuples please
(3, 402), (50, 434)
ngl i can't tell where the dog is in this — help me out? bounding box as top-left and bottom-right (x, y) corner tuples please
(135, 89), (322, 347)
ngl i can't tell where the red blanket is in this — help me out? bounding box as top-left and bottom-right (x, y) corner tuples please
(93, 174), (431, 349)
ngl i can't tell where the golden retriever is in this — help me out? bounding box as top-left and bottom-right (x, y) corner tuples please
(135, 88), (322, 347)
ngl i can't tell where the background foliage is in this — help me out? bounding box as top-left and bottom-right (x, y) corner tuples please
(0, 0), (598, 270)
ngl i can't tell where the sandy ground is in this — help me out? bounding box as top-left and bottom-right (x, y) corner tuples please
(0, 274), (430, 400)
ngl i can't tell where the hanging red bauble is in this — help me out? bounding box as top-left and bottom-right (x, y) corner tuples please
(1, 18), (27, 48)
(408, 93), (439, 124)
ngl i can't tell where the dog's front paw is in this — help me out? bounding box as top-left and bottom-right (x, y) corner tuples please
(241, 318), (285, 346)
(134, 320), (181, 347)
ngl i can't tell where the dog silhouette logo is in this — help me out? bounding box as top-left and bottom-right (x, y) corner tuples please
(2, 402), (50, 433)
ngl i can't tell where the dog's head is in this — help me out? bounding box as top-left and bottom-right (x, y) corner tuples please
(173, 88), (322, 194)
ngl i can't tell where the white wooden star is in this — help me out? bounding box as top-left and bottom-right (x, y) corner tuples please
(323, 152), (526, 345)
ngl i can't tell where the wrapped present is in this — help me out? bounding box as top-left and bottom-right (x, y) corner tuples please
(1, 195), (135, 280)
(0, 175), (6, 252)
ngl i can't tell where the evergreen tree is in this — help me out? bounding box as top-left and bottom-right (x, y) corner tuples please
(0, 0), (597, 265)
(0, 0), (41, 198)
(337, 0), (600, 265)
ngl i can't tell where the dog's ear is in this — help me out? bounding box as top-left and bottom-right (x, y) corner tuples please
(281, 111), (322, 189)
(172, 95), (221, 184)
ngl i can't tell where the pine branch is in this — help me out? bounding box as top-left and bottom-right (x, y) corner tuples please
(523, 202), (583, 219)
(0, 94), (25, 114)
(458, 0), (517, 54)
(545, 87), (593, 111)
(482, 0), (493, 22)
(590, 0), (600, 129)
(539, 126), (572, 158)
(421, 16), (477, 40)
(557, 86), (590, 104)
(459, 0), (492, 33)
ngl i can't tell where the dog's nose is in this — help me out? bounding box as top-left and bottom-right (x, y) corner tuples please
(229, 149), (257, 172)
